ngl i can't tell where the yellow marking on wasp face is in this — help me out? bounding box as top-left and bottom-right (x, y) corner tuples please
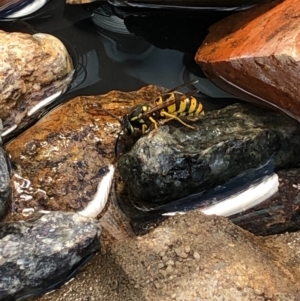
(130, 113), (143, 122)
(142, 105), (149, 112)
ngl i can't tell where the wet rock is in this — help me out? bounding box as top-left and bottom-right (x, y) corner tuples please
(0, 0), (48, 18)
(0, 30), (74, 139)
(107, 0), (268, 10)
(117, 103), (300, 209)
(0, 211), (101, 301)
(36, 211), (300, 301)
(4, 87), (162, 219)
(0, 147), (10, 221)
(195, 0), (300, 122)
(0, 120), (10, 221)
(231, 168), (300, 235)
(66, 0), (96, 3)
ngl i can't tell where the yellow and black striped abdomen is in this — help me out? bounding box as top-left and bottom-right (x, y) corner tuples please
(156, 93), (204, 118)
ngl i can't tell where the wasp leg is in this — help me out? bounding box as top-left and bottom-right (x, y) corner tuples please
(160, 112), (198, 130)
(142, 124), (148, 134)
(149, 117), (159, 130)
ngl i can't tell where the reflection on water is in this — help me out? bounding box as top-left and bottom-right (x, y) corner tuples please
(0, 0), (239, 132)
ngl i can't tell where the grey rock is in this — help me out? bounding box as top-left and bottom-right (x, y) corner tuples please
(118, 103), (300, 209)
(0, 120), (10, 221)
(0, 147), (10, 221)
(0, 211), (101, 301)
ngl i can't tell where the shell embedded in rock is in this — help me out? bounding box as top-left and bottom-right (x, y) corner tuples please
(0, 30), (74, 140)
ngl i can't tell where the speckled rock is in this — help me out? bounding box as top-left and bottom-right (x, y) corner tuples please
(117, 103), (300, 209)
(0, 120), (10, 221)
(0, 30), (74, 139)
(0, 147), (10, 221)
(0, 211), (101, 301)
(195, 0), (300, 122)
(4, 86), (162, 220)
(36, 211), (300, 301)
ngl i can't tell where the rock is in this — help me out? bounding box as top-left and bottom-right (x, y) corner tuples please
(0, 147), (10, 221)
(117, 103), (300, 210)
(195, 0), (300, 122)
(66, 0), (97, 3)
(4, 86), (162, 219)
(35, 211), (300, 301)
(0, 211), (101, 301)
(0, 120), (10, 221)
(231, 168), (300, 235)
(0, 0), (49, 18)
(107, 0), (267, 10)
(0, 30), (74, 140)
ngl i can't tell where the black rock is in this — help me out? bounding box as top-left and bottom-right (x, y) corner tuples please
(117, 103), (300, 210)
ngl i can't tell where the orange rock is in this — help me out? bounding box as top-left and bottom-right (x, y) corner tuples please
(195, 0), (300, 122)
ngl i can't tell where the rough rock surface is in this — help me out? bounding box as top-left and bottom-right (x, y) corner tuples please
(5, 86), (162, 219)
(231, 168), (300, 235)
(0, 146), (10, 221)
(0, 211), (101, 301)
(195, 0), (300, 122)
(0, 30), (74, 138)
(117, 103), (300, 209)
(36, 211), (300, 301)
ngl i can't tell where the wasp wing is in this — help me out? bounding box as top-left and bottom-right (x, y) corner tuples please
(142, 98), (177, 117)
(166, 79), (199, 94)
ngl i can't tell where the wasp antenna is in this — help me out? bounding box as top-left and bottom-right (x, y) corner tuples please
(166, 79), (199, 94)
(180, 89), (199, 100)
(101, 106), (124, 125)
(114, 131), (123, 158)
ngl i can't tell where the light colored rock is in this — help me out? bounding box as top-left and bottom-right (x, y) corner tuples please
(0, 30), (73, 138)
(195, 0), (300, 122)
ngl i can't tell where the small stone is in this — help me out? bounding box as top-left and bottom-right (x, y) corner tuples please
(193, 251), (201, 260)
(166, 260), (175, 266)
(184, 246), (191, 254)
(174, 247), (188, 259)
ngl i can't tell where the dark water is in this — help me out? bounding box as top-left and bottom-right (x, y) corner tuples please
(0, 0), (240, 133)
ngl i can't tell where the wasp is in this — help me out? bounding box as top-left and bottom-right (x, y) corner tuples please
(86, 80), (204, 156)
